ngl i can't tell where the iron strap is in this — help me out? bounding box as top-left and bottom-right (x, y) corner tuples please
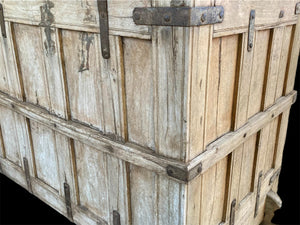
(0, 3), (6, 38)
(133, 6), (224, 27)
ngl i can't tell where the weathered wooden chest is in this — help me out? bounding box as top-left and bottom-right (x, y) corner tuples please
(0, 0), (299, 224)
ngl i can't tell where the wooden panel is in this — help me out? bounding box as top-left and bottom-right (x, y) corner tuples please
(14, 23), (68, 118)
(273, 19), (300, 172)
(30, 121), (61, 191)
(214, 0), (298, 37)
(264, 26), (293, 171)
(0, 106), (31, 170)
(62, 31), (125, 139)
(74, 141), (130, 224)
(2, 0), (151, 39)
(0, 22), (22, 100)
(124, 38), (154, 149)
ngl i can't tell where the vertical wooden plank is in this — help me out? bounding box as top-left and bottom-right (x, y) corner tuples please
(213, 34), (239, 222)
(0, 22), (22, 100)
(247, 29), (271, 197)
(130, 165), (157, 225)
(123, 38), (154, 149)
(253, 27), (284, 183)
(264, 26), (293, 171)
(30, 121), (60, 191)
(231, 31), (255, 204)
(123, 37), (157, 225)
(74, 141), (109, 221)
(106, 155), (130, 225)
(273, 18), (300, 182)
(0, 106), (22, 166)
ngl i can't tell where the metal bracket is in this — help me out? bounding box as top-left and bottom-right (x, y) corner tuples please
(133, 6), (224, 27)
(248, 10), (255, 51)
(254, 171), (263, 217)
(296, 2), (300, 14)
(0, 3), (6, 38)
(113, 210), (121, 225)
(229, 199), (236, 225)
(166, 163), (202, 182)
(23, 157), (33, 193)
(97, 0), (110, 59)
(64, 182), (73, 220)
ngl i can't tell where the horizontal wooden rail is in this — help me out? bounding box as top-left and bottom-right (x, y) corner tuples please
(0, 90), (297, 182)
(188, 90), (297, 179)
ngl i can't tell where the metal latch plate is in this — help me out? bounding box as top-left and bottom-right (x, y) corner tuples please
(133, 6), (224, 26)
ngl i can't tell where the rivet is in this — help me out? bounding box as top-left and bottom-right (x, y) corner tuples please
(279, 10), (284, 18)
(167, 168), (174, 175)
(164, 14), (171, 22)
(201, 13), (207, 23)
(243, 133), (247, 138)
(197, 164), (202, 173)
(249, 43), (253, 48)
(251, 14), (255, 20)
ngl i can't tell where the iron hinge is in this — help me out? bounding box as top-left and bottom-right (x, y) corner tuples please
(0, 3), (6, 38)
(254, 171), (263, 217)
(229, 199), (236, 225)
(296, 2), (300, 14)
(248, 10), (255, 51)
(23, 157), (33, 193)
(113, 210), (121, 225)
(64, 182), (73, 220)
(97, 0), (110, 59)
(133, 6), (224, 27)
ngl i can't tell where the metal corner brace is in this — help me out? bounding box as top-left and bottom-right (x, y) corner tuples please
(133, 6), (224, 27)
(97, 0), (110, 59)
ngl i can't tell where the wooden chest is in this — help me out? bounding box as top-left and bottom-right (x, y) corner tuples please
(0, 0), (299, 224)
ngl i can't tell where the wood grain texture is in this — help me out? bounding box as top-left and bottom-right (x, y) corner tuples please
(214, 0), (298, 37)
(0, 22), (22, 100)
(63, 31), (126, 140)
(14, 23), (68, 118)
(1, 0), (151, 39)
(123, 38), (154, 149)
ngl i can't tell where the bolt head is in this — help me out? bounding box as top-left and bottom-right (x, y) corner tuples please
(249, 43), (253, 48)
(279, 10), (284, 18)
(201, 13), (207, 23)
(164, 14), (171, 22)
(219, 10), (224, 19)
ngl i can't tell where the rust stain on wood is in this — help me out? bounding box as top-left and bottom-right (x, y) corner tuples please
(78, 32), (94, 72)
(39, 0), (56, 57)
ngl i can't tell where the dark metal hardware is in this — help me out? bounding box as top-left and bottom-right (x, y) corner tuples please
(23, 157), (32, 193)
(133, 6), (224, 27)
(97, 0), (110, 59)
(0, 3), (6, 38)
(279, 10), (284, 18)
(248, 10), (255, 52)
(113, 210), (121, 225)
(64, 182), (73, 220)
(269, 168), (281, 185)
(166, 163), (202, 182)
(229, 199), (236, 225)
(296, 2), (300, 14)
(254, 171), (263, 217)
